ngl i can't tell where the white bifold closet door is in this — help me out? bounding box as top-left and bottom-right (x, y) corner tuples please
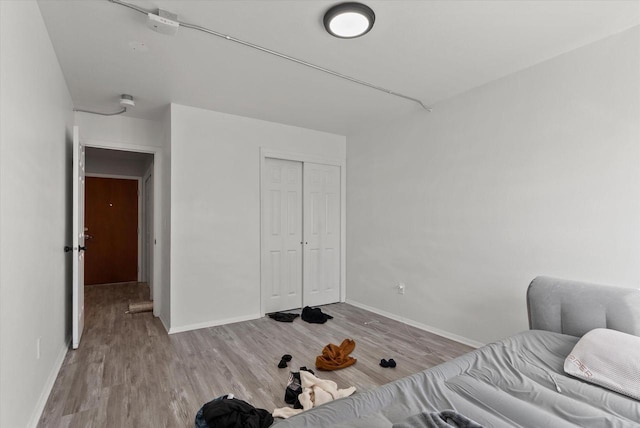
(262, 158), (341, 313)
(263, 158), (304, 313)
(302, 163), (341, 308)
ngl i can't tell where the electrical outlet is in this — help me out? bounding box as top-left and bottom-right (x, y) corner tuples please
(36, 337), (41, 360)
(397, 283), (406, 295)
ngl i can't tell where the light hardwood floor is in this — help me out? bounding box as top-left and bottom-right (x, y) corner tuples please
(38, 282), (474, 427)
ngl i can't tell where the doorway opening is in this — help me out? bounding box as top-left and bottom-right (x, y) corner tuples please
(84, 147), (155, 317)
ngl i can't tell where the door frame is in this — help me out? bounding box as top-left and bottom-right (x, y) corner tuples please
(259, 148), (346, 316)
(142, 166), (154, 297)
(85, 173), (143, 282)
(80, 137), (162, 317)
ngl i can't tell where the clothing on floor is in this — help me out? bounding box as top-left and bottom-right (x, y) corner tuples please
(272, 406), (302, 419)
(278, 354), (293, 369)
(315, 338), (357, 371)
(392, 410), (484, 428)
(301, 306), (333, 324)
(380, 358), (397, 368)
(284, 371), (303, 408)
(268, 312), (300, 322)
(195, 394), (274, 428)
(284, 367), (316, 409)
(195, 403), (211, 428)
(298, 366), (315, 375)
(273, 370), (356, 418)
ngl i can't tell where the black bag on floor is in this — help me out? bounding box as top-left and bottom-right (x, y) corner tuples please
(194, 394), (273, 428)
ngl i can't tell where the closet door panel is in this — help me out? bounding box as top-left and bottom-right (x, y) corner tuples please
(303, 163), (341, 307)
(263, 158), (303, 313)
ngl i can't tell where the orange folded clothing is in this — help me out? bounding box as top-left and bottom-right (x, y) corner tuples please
(315, 339), (357, 371)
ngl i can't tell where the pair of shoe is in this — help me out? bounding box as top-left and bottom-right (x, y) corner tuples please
(379, 358), (396, 368)
(278, 354), (293, 368)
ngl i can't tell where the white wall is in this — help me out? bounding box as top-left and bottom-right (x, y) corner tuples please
(74, 113), (164, 149)
(160, 107), (172, 329)
(0, 2), (74, 426)
(74, 112), (171, 326)
(346, 26), (640, 346)
(169, 104), (346, 331)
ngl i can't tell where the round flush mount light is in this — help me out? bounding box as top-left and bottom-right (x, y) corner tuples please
(324, 2), (375, 39)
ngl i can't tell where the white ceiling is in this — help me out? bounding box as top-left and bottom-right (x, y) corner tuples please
(38, 0), (640, 135)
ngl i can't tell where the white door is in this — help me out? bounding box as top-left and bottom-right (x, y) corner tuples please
(262, 158), (303, 313)
(303, 163), (341, 307)
(72, 126), (86, 349)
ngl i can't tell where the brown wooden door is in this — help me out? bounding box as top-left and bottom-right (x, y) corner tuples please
(85, 177), (138, 285)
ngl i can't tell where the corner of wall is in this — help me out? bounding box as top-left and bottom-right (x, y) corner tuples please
(160, 104), (172, 329)
(25, 340), (70, 428)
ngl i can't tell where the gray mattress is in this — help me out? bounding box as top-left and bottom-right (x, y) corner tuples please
(274, 330), (640, 427)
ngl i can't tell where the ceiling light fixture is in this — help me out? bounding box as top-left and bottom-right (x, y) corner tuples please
(324, 2), (375, 39)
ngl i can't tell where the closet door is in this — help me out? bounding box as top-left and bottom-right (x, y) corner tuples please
(262, 158), (303, 313)
(303, 163), (341, 307)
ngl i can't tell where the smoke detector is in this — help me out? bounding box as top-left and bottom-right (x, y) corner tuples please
(147, 9), (179, 36)
(119, 94), (135, 108)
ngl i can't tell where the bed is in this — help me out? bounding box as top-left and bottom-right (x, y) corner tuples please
(274, 276), (640, 427)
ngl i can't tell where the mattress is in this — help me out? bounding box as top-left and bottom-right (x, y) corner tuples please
(274, 330), (640, 427)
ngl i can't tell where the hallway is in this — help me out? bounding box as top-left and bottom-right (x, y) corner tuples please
(37, 283), (177, 427)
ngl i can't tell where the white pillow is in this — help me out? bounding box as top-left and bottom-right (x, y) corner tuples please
(564, 328), (640, 400)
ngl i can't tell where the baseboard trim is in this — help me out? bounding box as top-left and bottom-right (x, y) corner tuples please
(346, 299), (484, 349)
(27, 338), (70, 428)
(168, 313), (262, 334)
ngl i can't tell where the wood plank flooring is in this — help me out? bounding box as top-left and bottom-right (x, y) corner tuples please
(38, 282), (474, 427)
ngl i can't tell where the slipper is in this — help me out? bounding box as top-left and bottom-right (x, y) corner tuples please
(388, 359), (397, 368)
(278, 354), (293, 368)
(379, 359), (389, 368)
